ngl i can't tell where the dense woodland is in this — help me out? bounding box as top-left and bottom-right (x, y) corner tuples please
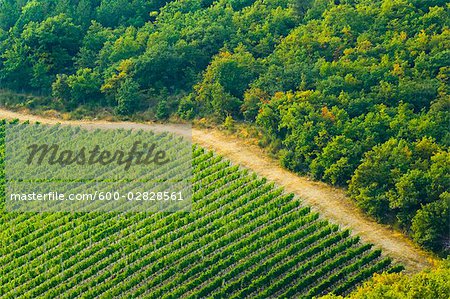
(0, 0), (449, 256)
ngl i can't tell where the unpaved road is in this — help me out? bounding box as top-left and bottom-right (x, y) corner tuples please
(0, 108), (436, 273)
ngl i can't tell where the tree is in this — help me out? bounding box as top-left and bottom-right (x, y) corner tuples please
(75, 21), (118, 69)
(75, 0), (95, 29)
(310, 135), (362, 185)
(30, 58), (52, 91)
(21, 14), (82, 71)
(411, 194), (449, 254)
(3, 13), (83, 92)
(349, 139), (413, 222)
(195, 82), (241, 119)
(427, 151), (450, 200)
(52, 68), (102, 108)
(0, 0), (24, 30)
(177, 94), (197, 120)
(389, 169), (431, 227)
(52, 74), (71, 106)
(241, 88), (268, 122)
(115, 77), (140, 115)
(14, 0), (49, 29)
(156, 100), (170, 120)
(223, 115), (235, 131)
(66, 68), (103, 106)
(290, 0), (314, 17)
(0, 40), (33, 90)
(101, 59), (134, 104)
(96, 0), (150, 28)
(108, 26), (144, 63)
(194, 47), (259, 118)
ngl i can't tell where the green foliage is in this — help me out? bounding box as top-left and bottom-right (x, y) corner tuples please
(155, 99), (170, 120)
(349, 139), (414, 222)
(411, 193), (450, 253)
(250, 0), (449, 254)
(67, 68), (103, 105)
(322, 259), (450, 299)
(177, 94), (197, 120)
(190, 46), (260, 118)
(51, 74), (71, 105)
(1, 12), (82, 91)
(115, 77), (140, 115)
(52, 68), (102, 108)
(310, 135), (360, 186)
(0, 0), (448, 254)
(96, 0), (150, 27)
(223, 114), (235, 131)
(290, 0), (314, 16)
(241, 88), (268, 121)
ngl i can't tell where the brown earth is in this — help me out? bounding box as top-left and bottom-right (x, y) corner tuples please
(0, 107), (437, 273)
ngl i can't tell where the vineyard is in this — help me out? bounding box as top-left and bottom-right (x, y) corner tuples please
(0, 121), (402, 298)
(4, 123), (193, 213)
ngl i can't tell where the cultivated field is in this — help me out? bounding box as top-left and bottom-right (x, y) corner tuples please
(0, 121), (400, 298)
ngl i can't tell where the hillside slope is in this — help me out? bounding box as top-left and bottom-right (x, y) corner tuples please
(0, 108), (436, 272)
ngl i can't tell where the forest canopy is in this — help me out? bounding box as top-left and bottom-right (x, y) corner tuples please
(0, 0), (449, 255)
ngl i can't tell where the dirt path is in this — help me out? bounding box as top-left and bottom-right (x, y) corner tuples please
(0, 108), (436, 273)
